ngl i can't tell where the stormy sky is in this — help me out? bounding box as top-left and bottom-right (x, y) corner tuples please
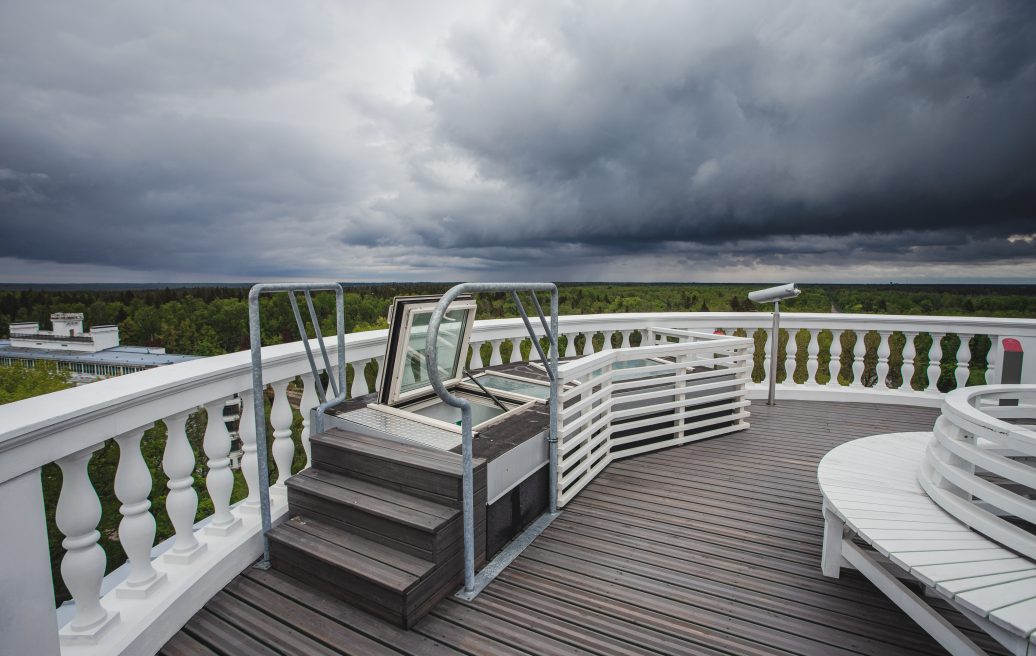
(1, 1), (1034, 283)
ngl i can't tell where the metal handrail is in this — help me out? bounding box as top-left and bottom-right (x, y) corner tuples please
(425, 282), (559, 596)
(248, 282), (347, 566)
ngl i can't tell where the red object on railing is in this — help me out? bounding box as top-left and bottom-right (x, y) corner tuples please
(1003, 338), (1022, 353)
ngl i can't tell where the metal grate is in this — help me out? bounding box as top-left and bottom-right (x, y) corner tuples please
(336, 407), (462, 451)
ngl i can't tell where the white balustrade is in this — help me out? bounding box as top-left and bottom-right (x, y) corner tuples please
(349, 361), (368, 398)
(114, 427), (164, 598)
(806, 330), (820, 385)
(762, 329), (772, 385)
(237, 390), (260, 514)
(784, 329), (799, 384)
(56, 445), (118, 642)
(202, 399), (239, 536)
(852, 332), (867, 387)
(875, 331), (892, 390)
(828, 330), (843, 387)
(162, 412), (204, 564)
(508, 338), (522, 363)
(901, 333), (917, 391)
(955, 334), (972, 390)
(299, 372), (319, 467)
(489, 339), (504, 366)
(269, 379), (295, 490)
(1, 312), (1033, 655)
(927, 333), (944, 392)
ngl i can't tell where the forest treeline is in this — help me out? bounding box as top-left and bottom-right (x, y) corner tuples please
(2, 283), (1034, 355)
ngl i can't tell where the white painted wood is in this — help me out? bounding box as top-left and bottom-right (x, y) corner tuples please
(470, 341), (486, 369)
(269, 379), (295, 490)
(202, 398), (240, 536)
(508, 337), (523, 364)
(840, 540), (986, 656)
(162, 411), (205, 564)
(762, 328), (772, 385)
(114, 427), (164, 599)
(819, 430), (1036, 652)
(56, 444), (119, 642)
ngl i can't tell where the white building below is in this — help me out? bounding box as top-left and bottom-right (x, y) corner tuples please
(2, 312), (199, 383)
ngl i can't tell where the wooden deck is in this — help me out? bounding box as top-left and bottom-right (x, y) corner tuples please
(162, 400), (1010, 656)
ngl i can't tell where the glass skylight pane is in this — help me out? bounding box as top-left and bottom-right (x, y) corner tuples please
(398, 307), (469, 395)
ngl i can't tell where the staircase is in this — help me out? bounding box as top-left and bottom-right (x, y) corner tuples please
(268, 428), (487, 628)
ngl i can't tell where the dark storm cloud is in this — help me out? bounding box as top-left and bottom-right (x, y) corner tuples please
(0, 0), (1034, 282)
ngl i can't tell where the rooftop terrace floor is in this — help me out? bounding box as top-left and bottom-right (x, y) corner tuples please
(161, 400), (1009, 656)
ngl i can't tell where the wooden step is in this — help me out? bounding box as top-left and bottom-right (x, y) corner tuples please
(311, 428), (487, 508)
(269, 515), (459, 629)
(286, 468), (474, 563)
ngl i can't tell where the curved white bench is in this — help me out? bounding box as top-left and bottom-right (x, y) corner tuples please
(819, 432), (1036, 656)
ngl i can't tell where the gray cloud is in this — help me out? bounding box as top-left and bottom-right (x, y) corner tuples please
(0, 0), (1034, 283)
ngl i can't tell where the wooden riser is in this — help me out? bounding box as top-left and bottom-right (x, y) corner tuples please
(271, 427), (491, 628)
(311, 428), (487, 508)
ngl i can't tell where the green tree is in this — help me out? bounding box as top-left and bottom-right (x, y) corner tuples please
(0, 362), (73, 404)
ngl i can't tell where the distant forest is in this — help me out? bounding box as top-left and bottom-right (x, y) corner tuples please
(2, 283), (1035, 356)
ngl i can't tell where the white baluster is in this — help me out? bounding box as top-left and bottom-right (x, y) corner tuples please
(114, 427), (165, 598)
(373, 356), (385, 392)
(875, 331), (892, 390)
(57, 445), (119, 641)
(163, 411), (205, 563)
(602, 331), (615, 351)
(270, 380), (295, 492)
(852, 332), (867, 387)
(299, 372), (319, 467)
(489, 340), (504, 366)
(926, 333), (944, 392)
(984, 335), (997, 384)
(620, 330), (632, 349)
(349, 361), (367, 398)
(784, 329), (798, 384)
(583, 332), (595, 355)
(901, 332), (917, 391)
(955, 334), (972, 389)
(238, 390), (260, 514)
(806, 330), (820, 385)
(762, 329), (773, 385)
(470, 342), (485, 369)
(203, 399), (240, 536)
(508, 338), (522, 363)
(827, 330), (843, 387)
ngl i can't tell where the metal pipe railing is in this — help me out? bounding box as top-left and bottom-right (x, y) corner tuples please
(248, 282), (346, 566)
(424, 282), (559, 595)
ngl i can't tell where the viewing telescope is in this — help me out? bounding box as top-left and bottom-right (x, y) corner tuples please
(748, 284), (800, 406)
(748, 283), (801, 304)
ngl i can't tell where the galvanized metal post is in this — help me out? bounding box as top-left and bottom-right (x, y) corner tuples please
(769, 300), (780, 406)
(425, 282), (559, 597)
(248, 282), (347, 568)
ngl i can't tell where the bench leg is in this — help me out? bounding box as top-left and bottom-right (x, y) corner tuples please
(821, 506), (846, 578)
(841, 540), (987, 656)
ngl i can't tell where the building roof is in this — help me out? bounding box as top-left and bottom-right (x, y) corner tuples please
(0, 340), (201, 368)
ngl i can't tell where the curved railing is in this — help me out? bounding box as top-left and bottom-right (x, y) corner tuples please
(0, 311), (1033, 655)
(918, 385), (1036, 560)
